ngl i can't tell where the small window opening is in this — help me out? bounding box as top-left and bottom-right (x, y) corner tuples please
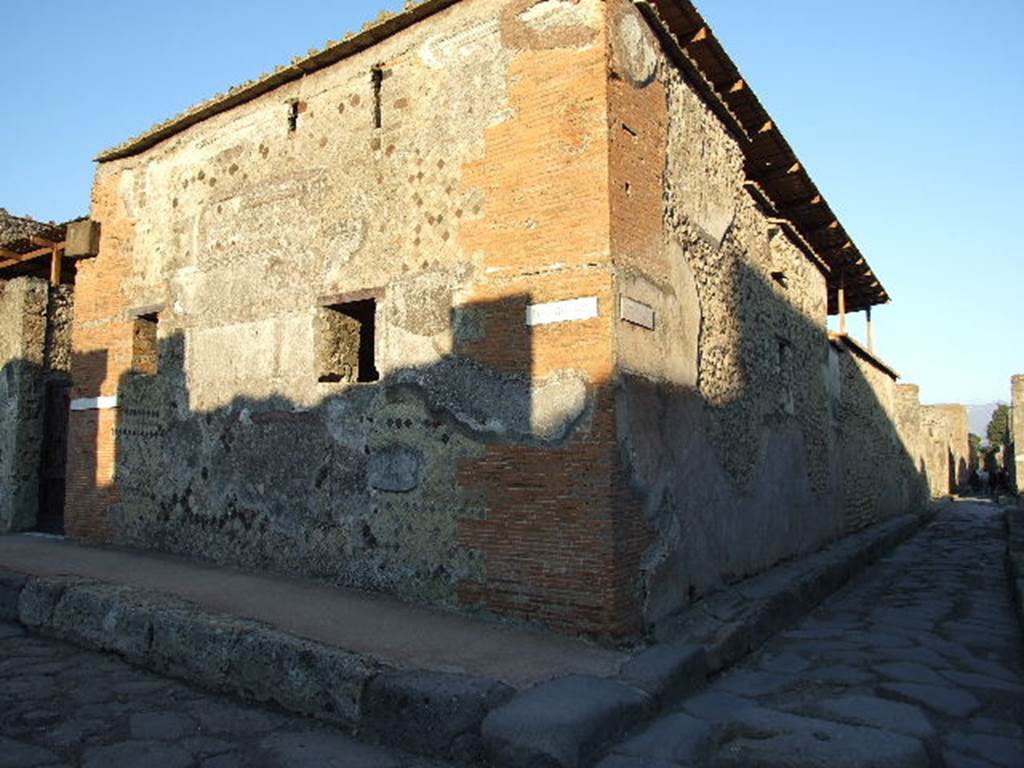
(132, 313), (159, 375)
(776, 336), (792, 369)
(771, 270), (789, 288)
(288, 100), (300, 132)
(624, 181), (632, 196)
(317, 299), (379, 384)
(371, 66), (384, 129)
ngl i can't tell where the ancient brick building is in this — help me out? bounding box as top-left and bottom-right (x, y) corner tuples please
(41, 0), (942, 639)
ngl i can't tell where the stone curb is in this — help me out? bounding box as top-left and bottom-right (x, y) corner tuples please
(1004, 507), (1024, 628)
(0, 570), (512, 764)
(480, 510), (934, 768)
(653, 510), (934, 674)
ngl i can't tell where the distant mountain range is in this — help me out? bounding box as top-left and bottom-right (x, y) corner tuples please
(966, 403), (1006, 437)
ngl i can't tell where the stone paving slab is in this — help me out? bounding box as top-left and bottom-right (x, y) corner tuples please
(0, 622), (451, 767)
(0, 571), (510, 763)
(597, 501), (1024, 768)
(655, 512), (930, 674)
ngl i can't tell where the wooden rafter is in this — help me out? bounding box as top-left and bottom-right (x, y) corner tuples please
(0, 242), (66, 272)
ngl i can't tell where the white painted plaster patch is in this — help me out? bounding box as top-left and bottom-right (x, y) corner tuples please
(525, 297), (599, 327)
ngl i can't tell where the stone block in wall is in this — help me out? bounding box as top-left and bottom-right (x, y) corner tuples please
(64, 219), (100, 258)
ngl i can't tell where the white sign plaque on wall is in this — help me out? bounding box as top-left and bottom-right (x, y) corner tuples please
(620, 297), (656, 330)
(70, 396), (119, 412)
(525, 297), (599, 327)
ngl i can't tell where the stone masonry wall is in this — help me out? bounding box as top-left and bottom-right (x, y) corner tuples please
(920, 404), (970, 498)
(834, 343), (924, 532)
(895, 383), (929, 508)
(602, 0), (924, 628)
(0, 278), (48, 532)
(1013, 375), (1023, 494)
(68, 0), (646, 637)
(605, 0), (844, 626)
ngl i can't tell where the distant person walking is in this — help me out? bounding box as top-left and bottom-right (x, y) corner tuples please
(978, 469), (990, 495)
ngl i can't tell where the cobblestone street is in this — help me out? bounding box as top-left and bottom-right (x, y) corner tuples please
(602, 500), (1024, 767)
(0, 627), (447, 768)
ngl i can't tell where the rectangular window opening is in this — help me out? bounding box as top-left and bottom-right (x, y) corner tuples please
(132, 313), (159, 375)
(371, 66), (384, 130)
(776, 335), (792, 369)
(317, 298), (379, 384)
(288, 100), (300, 132)
(771, 270), (789, 288)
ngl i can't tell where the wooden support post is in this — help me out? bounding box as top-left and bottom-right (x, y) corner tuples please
(49, 246), (62, 286)
(838, 278), (847, 335)
(866, 306), (874, 352)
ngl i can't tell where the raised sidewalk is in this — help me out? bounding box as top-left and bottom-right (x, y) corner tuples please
(0, 534), (622, 687)
(0, 509), (932, 766)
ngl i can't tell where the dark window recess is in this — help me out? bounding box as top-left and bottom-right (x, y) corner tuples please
(371, 67), (384, 129)
(777, 336), (792, 369)
(288, 100), (300, 132)
(317, 299), (379, 384)
(771, 270), (789, 288)
(132, 313), (159, 375)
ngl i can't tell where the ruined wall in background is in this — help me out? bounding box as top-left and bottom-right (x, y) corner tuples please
(69, 0), (640, 637)
(834, 343), (924, 531)
(1013, 375), (1023, 494)
(933, 404), (970, 491)
(895, 383), (929, 508)
(605, 0), (846, 627)
(921, 404), (970, 497)
(0, 278), (48, 532)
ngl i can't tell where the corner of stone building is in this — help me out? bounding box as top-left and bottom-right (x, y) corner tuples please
(1012, 375), (1024, 494)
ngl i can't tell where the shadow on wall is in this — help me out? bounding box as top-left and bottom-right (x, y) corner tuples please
(614, 259), (931, 629)
(73, 294), (648, 639)
(49, 265), (931, 642)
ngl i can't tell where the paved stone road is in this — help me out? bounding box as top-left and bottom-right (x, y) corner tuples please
(0, 625), (449, 768)
(601, 501), (1024, 768)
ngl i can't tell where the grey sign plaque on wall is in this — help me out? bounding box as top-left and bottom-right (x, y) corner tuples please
(620, 296), (656, 330)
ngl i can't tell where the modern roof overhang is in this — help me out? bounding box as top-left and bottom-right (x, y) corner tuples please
(93, 0), (889, 314)
(634, 1), (889, 314)
(0, 222), (67, 269)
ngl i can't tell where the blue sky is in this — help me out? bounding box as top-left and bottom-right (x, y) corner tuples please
(1, 0), (1020, 404)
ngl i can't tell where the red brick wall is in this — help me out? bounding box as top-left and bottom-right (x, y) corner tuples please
(64, 171), (136, 541)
